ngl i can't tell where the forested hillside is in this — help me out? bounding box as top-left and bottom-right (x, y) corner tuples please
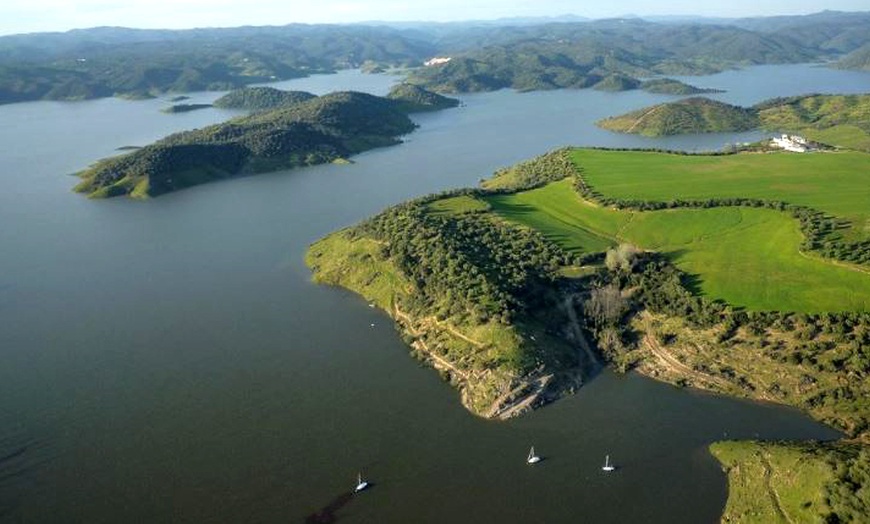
(836, 43), (870, 70)
(596, 97), (759, 136)
(74, 87), (458, 198)
(407, 14), (870, 93)
(2, 11), (870, 104)
(0, 25), (434, 104)
(597, 93), (870, 150)
(212, 87), (317, 111)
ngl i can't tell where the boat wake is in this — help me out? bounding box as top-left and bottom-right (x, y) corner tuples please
(303, 492), (354, 524)
(0, 429), (48, 519)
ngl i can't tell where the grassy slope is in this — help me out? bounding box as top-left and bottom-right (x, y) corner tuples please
(709, 441), (836, 523)
(306, 205), (580, 416)
(573, 149), (870, 243)
(486, 179), (870, 312)
(306, 230), (411, 310)
(596, 94), (870, 150)
(758, 94), (870, 151)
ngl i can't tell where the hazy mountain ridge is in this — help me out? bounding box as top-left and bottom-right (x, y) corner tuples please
(1, 11), (869, 104)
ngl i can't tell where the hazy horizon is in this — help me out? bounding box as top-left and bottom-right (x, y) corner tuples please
(2, 1), (869, 37)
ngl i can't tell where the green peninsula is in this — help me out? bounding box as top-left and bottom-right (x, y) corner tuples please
(597, 93), (870, 151)
(74, 86), (458, 198)
(308, 146), (870, 520)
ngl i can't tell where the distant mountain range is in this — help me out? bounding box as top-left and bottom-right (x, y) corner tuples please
(1, 10), (869, 104)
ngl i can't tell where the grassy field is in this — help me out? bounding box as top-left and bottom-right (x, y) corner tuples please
(571, 149), (870, 242)
(802, 125), (870, 152)
(485, 179), (870, 312)
(709, 441), (836, 523)
(425, 195), (491, 215)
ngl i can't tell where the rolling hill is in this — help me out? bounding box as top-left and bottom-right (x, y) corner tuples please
(74, 87), (458, 198)
(596, 97), (758, 136)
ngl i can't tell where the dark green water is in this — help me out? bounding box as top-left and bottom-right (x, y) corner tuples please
(1, 66), (867, 523)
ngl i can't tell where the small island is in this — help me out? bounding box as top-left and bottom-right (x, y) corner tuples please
(74, 85), (459, 198)
(161, 103), (213, 113)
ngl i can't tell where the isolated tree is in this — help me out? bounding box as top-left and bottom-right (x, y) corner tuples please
(605, 243), (641, 272)
(584, 284), (628, 327)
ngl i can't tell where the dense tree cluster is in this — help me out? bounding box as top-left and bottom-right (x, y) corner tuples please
(76, 91), (429, 197)
(597, 97), (761, 136)
(487, 147), (578, 191)
(385, 83), (460, 113)
(825, 445), (870, 522)
(359, 200), (570, 327)
(212, 87), (316, 111)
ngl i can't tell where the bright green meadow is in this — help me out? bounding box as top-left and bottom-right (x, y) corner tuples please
(484, 179), (870, 312)
(571, 149), (870, 242)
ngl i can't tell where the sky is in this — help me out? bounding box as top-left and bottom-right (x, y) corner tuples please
(1, 0), (869, 36)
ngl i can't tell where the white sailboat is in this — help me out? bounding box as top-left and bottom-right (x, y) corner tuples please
(354, 472), (369, 492)
(526, 446), (541, 464)
(601, 454), (615, 472)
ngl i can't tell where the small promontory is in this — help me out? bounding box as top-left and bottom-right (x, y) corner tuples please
(386, 83), (461, 112)
(639, 78), (724, 95)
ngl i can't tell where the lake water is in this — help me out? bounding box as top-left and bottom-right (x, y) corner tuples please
(1, 66), (867, 523)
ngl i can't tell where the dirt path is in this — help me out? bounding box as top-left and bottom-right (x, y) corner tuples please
(642, 331), (733, 391)
(561, 296), (599, 368)
(798, 249), (870, 275)
(393, 305), (471, 381)
(759, 452), (794, 524)
(626, 105), (661, 133)
(430, 318), (486, 348)
(423, 344), (471, 381)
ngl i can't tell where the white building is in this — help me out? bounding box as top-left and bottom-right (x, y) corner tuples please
(424, 57), (452, 66)
(771, 134), (809, 152)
